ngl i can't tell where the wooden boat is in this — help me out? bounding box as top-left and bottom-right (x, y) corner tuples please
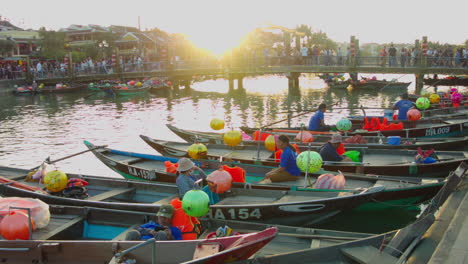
(241, 117), (468, 138)
(83, 140), (449, 211)
(424, 76), (468, 86)
(326, 80), (351, 89)
(0, 204), (279, 264)
(351, 80), (411, 90)
(165, 124), (468, 150)
(111, 84), (151, 95)
(0, 164), (380, 226)
(13, 83), (85, 95)
(139, 135), (468, 178)
(234, 162), (468, 264)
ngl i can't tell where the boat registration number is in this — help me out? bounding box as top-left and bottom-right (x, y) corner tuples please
(128, 167), (156, 180)
(425, 126), (450, 137)
(208, 208), (262, 220)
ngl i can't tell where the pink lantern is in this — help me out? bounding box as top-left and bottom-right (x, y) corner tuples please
(295, 131), (314, 143)
(207, 169), (232, 194)
(451, 92), (463, 104)
(450, 88), (458, 94)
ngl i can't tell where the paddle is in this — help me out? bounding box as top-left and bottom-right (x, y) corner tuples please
(30, 145), (107, 170)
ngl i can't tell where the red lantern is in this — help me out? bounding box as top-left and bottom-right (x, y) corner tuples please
(207, 169), (232, 194)
(0, 211), (35, 240)
(407, 109), (421, 121)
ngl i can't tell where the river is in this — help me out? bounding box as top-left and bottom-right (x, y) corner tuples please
(0, 73), (463, 233)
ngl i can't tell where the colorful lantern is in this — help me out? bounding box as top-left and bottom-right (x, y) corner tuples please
(210, 118), (225, 130)
(429, 93), (440, 104)
(207, 169), (232, 194)
(296, 151), (322, 173)
(223, 130), (242, 147)
(0, 211), (35, 240)
(264, 135), (276, 151)
(136, 82), (142, 87)
(89, 83), (94, 87)
(187, 143), (208, 159)
(415, 97), (430, 110)
(451, 92), (463, 104)
(128, 80), (136, 86)
(182, 190), (210, 217)
(295, 131), (314, 143)
(407, 109), (422, 121)
(336, 118), (352, 132)
(43, 170), (68, 192)
(420, 90), (430, 98)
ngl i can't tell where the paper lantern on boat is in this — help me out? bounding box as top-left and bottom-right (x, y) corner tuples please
(407, 109), (421, 121)
(295, 131), (314, 143)
(187, 143), (208, 159)
(336, 118), (352, 132)
(210, 118), (225, 130)
(182, 190), (210, 217)
(128, 80), (136, 86)
(39, 83), (44, 89)
(0, 211), (35, 240)
(340, 76), (345, 81)
(429, 93), (440, 104)
(43, 170), (68, 192)
(421, 90), (430, 98)
(450, 88), (458, 94)
(264, 135), (277, 151)
(223, 130), (242, 147)
(89, 83), (94, 87)
(451, 92), (463, 104)
(120, 86), (129, 90)
(296, 151), (322, 173)
(136, 82), (142, 87)
(415, 97), (430, 110)
(207, 169), (232, 194)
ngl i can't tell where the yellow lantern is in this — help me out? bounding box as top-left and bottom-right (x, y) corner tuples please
(429, 93), (440, 104)
(136, 82), (142, 87)
(264, 135), (276, 151)
(210, 118), (225, 130)
(223, 130), (242, 147)
(187, 143), (208, 159)
(43, 170), (68, 192)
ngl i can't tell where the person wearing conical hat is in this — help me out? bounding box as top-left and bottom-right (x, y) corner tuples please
(175, 158), (207, 199)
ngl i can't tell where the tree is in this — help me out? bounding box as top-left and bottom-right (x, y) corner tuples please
(295, 24), (312, 46)
(0, 39), (15, 56)
(38, 28), (66, 60)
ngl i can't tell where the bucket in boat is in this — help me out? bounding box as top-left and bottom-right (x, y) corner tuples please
(387, 136), (401, 145)
(383, 109), (394, 120)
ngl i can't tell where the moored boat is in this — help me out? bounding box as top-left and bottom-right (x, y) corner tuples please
(139, 135), (468, 178)
(351, 79), (411, 90)
(13, 83), (85, 95)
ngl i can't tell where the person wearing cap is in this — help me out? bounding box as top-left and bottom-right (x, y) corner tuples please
(125, 204), (182, 241)
(319, 134), (352, 162)
(308, 103), (333, 131)
(176, 158), (207, 199)
(393, 93), (415, 120)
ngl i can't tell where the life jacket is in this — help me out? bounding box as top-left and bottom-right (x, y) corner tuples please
(164, 161), (179, 174)
(170, 198), (201, 240)
(253, 130), (271, 141)
(337, 143), (345, 155)
(222, 165), (246, 183)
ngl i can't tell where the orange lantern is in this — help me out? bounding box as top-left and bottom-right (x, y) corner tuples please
(187, 143), (208, 159)
(264, 135), (276, 151)
(207, 169), (232, 194)
(223, 130), (242, 147)
(0, 211), (35, 240)
(295, 131), (314, 143)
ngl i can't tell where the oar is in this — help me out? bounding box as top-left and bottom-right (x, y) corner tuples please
(30, 145), (107, 170)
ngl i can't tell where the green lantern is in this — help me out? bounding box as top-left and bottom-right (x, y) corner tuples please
(89, 83), (94, 87)
(343, 150), (361, 162)
(336, 118), (352, 131)
(182, 190), (210, 217)
(415, 97), (430, 110)
(296, 151), (322, 173)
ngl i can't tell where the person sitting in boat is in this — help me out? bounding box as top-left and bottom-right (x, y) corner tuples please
(319, 134), (352, 162)
(176, 158), (207, 199)
(308, 103), (333, 131)
(125, 204), (182, 241)
(259, 135), (301, 183)
(393, 93), (415, 120)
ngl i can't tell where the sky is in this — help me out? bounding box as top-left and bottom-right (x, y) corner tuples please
(2, 0), (467, 55)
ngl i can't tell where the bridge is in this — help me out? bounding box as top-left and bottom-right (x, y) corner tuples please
(21, 55), (468, 93)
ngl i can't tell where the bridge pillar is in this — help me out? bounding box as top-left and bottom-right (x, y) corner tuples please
(228, 77), (234, 91)
(173, 79), (179, 90)
(415, 74), (424, 95)
(237, 77), (243, 90)
(287, 72), (300, 93)
(184, 78), (191, 89)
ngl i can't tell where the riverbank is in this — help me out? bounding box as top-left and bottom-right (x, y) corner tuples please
(0, 79), (25, 94)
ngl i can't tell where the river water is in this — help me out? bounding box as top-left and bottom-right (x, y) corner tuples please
(0, 73), (463, 233)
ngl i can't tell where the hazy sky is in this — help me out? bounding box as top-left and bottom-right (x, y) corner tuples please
(2, 0), (467, 54)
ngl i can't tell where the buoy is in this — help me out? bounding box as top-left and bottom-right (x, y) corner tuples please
(43, 170), (68, 192)
(336, 119), (352, 132)
(415, 97), (430, 110)
(187, 143), (208, 159)
(296, 151), (322, 173)
(207, 169), (232, 194)
(210, 118), (225, 130)
(407, 109), (421, 121)
(223, 130), (242, 147)
(182, 190), (210, 217)
(0, 211), (35, 240)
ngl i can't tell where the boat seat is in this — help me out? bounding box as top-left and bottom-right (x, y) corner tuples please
(33, 216), (84, 240)
(119, 157), (144, 165)
(112, 223), (140, 241)
(153, 194), (178, 204)
(193, 242), (221, 260)
(87, 187), (136, 201)
(340, 245), (398, 264)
